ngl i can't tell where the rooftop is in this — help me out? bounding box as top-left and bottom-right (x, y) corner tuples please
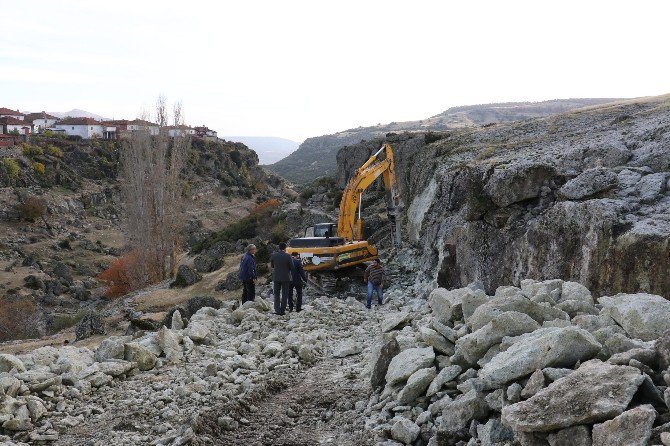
(0, 107), (24, 117)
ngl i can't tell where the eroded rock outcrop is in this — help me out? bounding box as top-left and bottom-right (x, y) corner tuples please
(337, 95), (670, 297)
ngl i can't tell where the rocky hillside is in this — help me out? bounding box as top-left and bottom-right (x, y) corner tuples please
(268, 98), (621, 184)
(0, 133), (284, 342)
(337, 95), (670, 298)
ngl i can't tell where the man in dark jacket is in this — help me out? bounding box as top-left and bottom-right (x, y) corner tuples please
(270, 242), (295, 315)
(288, 252), (307, 312)
(364, 258), (385, 309)
(238, 244), (257, 303)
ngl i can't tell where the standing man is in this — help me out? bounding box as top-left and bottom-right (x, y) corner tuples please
(289, 252), (307, 312)
(270, 242), (295, 316)
(364, 258), (385, 309)
(238, 244), (257, 303)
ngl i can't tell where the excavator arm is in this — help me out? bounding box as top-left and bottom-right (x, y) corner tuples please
(337, 143), (402, 245)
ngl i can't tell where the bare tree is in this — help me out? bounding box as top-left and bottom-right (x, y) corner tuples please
(121, 96), (191, 289)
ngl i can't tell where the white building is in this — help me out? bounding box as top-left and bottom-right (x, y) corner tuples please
(25, 112), (59, 133)
(0, 107), (24, 121)
(0, 117), (32, 135)
(54, 117), (103, 139)
(167, 125), (196, 137)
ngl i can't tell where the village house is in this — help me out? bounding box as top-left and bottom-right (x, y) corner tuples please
(102, 119), (160, 140)
(24, 111), (59, 133)
(166, 125), (196, 138)
(0, 117), (33, 136)
(0, 107), (25, 121)
(193, 125), (218, 141)
(54, 117), (103, 139)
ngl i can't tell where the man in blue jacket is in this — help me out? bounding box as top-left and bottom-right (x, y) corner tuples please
(238, 244), (257, 303)
(289, 252), (307, 312)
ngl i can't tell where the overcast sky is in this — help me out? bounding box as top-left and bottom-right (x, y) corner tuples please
(2, 1), (669, 142)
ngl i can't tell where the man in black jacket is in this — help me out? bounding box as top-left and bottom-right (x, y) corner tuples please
(270, 242), (295, 315)
(289, 252), (307, 312)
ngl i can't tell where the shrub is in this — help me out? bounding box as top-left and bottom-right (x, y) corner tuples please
(270, 222), (287, 244)
(0, 297), (40, 341)
(230, 149), (243, 167)
(252, 199), (280, 215)
(32, 162), (46, 175)
(22, 144), (44, 157)
(97, 252), (140, 298)
(2, 158), (20, 180)
(46, 145), (64, 158)
(17, 196), (47, 222)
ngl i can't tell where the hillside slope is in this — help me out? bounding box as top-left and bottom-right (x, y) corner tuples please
(268, 98), (622, 184)
(337, 94), (670, 297)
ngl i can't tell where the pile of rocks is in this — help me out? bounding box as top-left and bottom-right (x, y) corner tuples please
(0, 293), (379, 445)
(364, 279), (670, 446)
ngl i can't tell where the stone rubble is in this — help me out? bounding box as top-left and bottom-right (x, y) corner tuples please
(362, 278), (670, 446)
(2, 274), (670, 445)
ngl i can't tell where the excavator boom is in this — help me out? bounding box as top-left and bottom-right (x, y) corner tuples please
(337, 143), (401, 245)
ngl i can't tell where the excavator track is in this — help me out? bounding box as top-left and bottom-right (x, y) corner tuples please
(308, 272), (342, 294)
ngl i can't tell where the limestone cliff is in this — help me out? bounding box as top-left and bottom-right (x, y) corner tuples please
(336, 95), (670, 297)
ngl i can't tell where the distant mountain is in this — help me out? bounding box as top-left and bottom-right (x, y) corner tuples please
(49, 109), (109, 121)
(266, 98), (623, 184)
(224, 136), (301, 165)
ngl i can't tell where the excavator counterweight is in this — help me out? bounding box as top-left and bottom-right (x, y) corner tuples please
(287, 143), (401, 291)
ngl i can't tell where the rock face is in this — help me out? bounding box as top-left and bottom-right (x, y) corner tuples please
(502, 360), (644, 432)
(336, 95), (670, 297)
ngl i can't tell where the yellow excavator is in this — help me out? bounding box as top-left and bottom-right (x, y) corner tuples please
(287, 143), (401, 290)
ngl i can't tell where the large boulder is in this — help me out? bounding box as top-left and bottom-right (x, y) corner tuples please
(397, 367), (436, 404)
(170, 265), (202, 288)
(418, 327), (454, 355)
(193, 254), (223, 273)
(558, 167), (618, 200)
(547, 425), (592, 446)
(215, 272), (242, 291)
(484, 162), (556, 207)
(385, 347), (435, 387)
(599, 293), (670, 341)
(426, 365), (461, 397)
(124, 342), (157, 371)
(456, 311), (540, 365)
(560, 281), (594, 304)
(391, 418), (420, 444)
(440, 389), (490, 432)
(155, 327), (183, 363)
(429, 287), (473, 322)
(370, 335), (400, 390)
(381, 311), (412, 332)
(0, 354), (26, 373)
(591, 404), (656, 446)
(75, 312), (105, 341)
(467, 294), (569, 331)
(480, 326), (601, 387)
(502, 360), (644, 432)
(94, 336), (129, 362)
